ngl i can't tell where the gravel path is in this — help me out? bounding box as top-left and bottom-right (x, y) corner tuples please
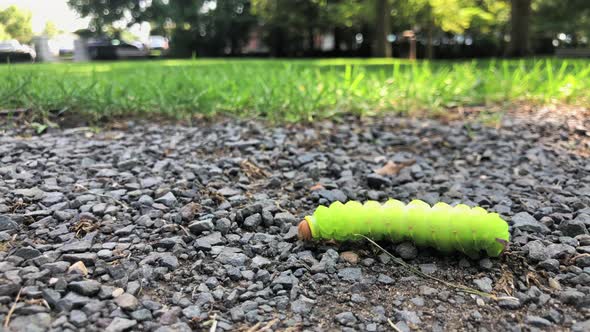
(1, 113), (589, 331)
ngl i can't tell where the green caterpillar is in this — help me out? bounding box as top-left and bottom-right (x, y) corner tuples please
(298, 199), (510, 258)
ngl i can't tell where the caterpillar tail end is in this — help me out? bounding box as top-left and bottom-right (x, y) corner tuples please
(298, 219), (313, 241)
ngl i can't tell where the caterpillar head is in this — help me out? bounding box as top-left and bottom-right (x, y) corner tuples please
(298, 219), (312, 241)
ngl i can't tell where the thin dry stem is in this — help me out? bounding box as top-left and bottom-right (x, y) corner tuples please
(388, 318), (402, 332)
(245, 322), (261, 332)
(209, 313), (218, 332)
(359, 234), (517, 301)
(3, 288), (22, 328)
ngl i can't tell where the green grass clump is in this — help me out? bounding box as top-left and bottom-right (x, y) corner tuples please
(0, 58), (589, 122)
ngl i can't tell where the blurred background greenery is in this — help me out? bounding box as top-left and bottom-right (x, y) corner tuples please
(1, 0), (589, 59)
(1, 1), (589, 123)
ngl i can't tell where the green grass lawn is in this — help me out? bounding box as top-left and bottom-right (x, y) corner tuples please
(1, 58), (589, 122)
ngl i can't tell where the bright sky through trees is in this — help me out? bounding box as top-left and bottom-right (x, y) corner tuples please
(0, 0), (89, 33)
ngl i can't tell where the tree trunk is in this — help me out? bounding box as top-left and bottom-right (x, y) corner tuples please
(359, 24), (372, 56)
(426, 24), (434, 59)
(308, 27), (315, 53)
(230, 34), (238, 55)
(506, 0), (532, 57)
(374, 0), (392, 57)
(229, 24), (239, 55)
(408, 35), (416, 60)
(333, 27), (341, 52)
(270, 27), (285, 57)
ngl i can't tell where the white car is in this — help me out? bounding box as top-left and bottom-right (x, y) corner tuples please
(0, 40), (36, 62)
(148, 35), (169, 57)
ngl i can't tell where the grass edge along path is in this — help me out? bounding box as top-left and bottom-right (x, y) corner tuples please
(1, 58), (589, 123)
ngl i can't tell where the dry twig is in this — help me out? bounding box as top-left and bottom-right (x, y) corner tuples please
(258, 318), (279, 331)
(375, 160), (415, 176)
(387, 318), (402, 332)
(360, 235), (517, 301)
(178, 224), (192, 237)
(3, 288), (22, 328)
(245, 322), (261, 332)
(209, 313), (218, 332)
(245, 318), (279, 332)
(73, 184), (128, 209)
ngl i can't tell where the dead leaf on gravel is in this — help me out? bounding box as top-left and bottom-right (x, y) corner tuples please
(68, 261), (88, 276)
(495, 267), (515, 296)
(548, 277), (561, 290)
(102, 131), (125, 140)
(163, 148), (174, 157)
(568, 253), (590, 265)
(10, 199), (28, 213)
(201, 188), (225, 204)
(112, 288), (124, 298)
(244, 318), (279, 332)
(340, 251), (359, 264)
(71, 219), (99, 238)
(180, 202), (201, 221)
(525, 271), (544, 290)
(0, 234), (18, 252)
(73, 184), (88, 193)
(309, 183), (324, 191)
(241, 159), (270, 179)
(374, 160), (415, 176)
(25, 298), (50, 309)
(0, 242), (10, 252)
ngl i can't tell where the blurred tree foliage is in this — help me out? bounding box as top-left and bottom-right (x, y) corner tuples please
(251, 0), (330, 56)
(67, 0), (590, 58)
(402, 0), (501, 58)
(0, 24), (9, 41)
(69, 0), (256, 56)
(0, 5), (33, 43)
(43, 21), (61, 38)
(534, 0), (590, 45)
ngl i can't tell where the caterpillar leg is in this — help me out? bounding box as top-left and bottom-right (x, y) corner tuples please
(487, 238), (509, 257)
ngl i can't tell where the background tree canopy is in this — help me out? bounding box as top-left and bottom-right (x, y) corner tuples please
(66, 0), (590, 58)
(0, 5), (33, 43)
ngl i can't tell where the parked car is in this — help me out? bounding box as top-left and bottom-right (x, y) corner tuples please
(87, 38), (149, 60)
(148, 35), (169, 57)
(0, 40), (36, 63)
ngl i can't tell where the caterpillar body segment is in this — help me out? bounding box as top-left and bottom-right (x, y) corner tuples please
(299, 199), (510, 258)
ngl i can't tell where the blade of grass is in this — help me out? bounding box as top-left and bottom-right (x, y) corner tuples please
(358, 234), (518, 302)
